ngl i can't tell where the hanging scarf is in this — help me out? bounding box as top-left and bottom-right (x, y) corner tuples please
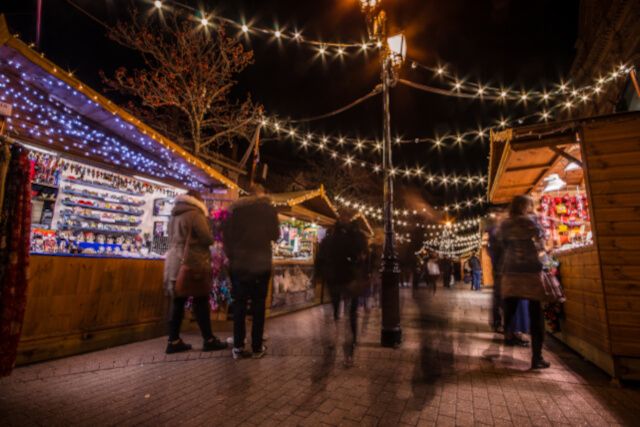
(0, 145), (32, 377)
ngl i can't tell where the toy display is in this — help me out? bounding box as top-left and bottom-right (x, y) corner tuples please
(537, 192), (592, 250)
(28, 153), (179, 258)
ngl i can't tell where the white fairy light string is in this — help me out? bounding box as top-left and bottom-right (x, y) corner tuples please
(334, 195), (485, 228)
(150, 0), (376, 51)
(260, 118), (488, 188)
(406, 59), (633, 106)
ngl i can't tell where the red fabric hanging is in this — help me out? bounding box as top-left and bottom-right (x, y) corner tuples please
(0, 146), (32, 377)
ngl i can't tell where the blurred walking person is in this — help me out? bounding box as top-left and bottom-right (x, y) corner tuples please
(487, 211), (505, 332)
(499, 195), (550, 369)
(223, 184), (279, 359)
(440, 257), (454, 289)
(366, 243), (383, 309)
(316, 213), (369, 367)
(468, 251), (483, 291)
(426, 256), (440, 294)
(163, 190), (228, 354)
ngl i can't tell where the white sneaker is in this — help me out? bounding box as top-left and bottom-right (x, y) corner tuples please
(252, 345), (267, 359)
(232, 347), (249, 360)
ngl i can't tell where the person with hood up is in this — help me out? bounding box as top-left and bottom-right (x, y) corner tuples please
(163, 190), (228, 354)
(223, 184), (279, 359)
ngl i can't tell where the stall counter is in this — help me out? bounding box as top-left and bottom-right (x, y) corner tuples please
(267, 258), (321, 317)
(17, 254), (168, 365)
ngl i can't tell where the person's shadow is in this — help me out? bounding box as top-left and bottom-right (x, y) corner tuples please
(409, 288), (455, 407)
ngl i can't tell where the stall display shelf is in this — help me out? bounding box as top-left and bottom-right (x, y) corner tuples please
(31, 181), (59, 189)
(58, 226), (141, 236)
(61, 188), (145, 207)
(61, 200), (144, 216)
(61, 214), (142, 227)
(63, 178), (144, 197)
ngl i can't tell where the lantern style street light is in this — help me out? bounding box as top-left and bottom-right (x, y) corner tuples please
(360, 0), (403, 348)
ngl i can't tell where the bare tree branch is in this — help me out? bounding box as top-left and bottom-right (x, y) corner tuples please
(101, 9), (262, 156)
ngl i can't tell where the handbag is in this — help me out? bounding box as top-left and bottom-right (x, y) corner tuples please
(174, 225), (211, 298)
(500, 272), (547, 301)
(541, 271), (566, 303)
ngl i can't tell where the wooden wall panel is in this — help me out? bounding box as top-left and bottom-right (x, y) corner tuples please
(18, 255), (167, 364)
(583, 116), (640, 359)
(557, 247), (609, 352)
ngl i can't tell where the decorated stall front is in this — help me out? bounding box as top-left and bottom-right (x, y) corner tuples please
(488, 111), (640, 380)
(269, 187), (338, 316)
(0, 18), (239, 366)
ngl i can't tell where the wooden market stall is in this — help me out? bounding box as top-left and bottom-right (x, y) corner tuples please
(488, 111), (640, 380)
(268, 186), (338, 316)
(0, 16), (240, 365)
(351, 212), (375, 238)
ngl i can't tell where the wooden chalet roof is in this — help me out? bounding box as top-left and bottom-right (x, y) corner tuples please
(270, 186), (339, 225)
(0, 15), (238, 190)
(351, 212), (374, 236)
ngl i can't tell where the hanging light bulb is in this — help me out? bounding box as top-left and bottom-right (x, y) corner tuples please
(153, 0), (163, 9)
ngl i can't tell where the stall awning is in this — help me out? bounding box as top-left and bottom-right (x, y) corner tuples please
(270, 186), (339, 226)
(488, 120), (585, 204)
(0, 15), (238, 191)
(351, 212), (374, 237)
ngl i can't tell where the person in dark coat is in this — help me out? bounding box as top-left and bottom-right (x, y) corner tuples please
(163, 190), (228, 354)
(316, 214), (369, 367)
(223, 184), (279, 359)
(468, 251), (482, 291)
(440, 257), (454, 288)
(499, 195), (550, 369)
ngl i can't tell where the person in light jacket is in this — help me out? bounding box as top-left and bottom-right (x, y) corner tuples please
(163, 190), (227, 354)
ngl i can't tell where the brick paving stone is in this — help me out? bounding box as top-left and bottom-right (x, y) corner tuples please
(1, 288), (640, 426)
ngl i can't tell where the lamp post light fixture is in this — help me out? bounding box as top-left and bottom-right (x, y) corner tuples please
(360, 0), (403, 348)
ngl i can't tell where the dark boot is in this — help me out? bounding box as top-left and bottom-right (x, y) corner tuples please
(166, 339), (192, 354)
(203, 336), (228, 352)
(531, 357), (551, 369)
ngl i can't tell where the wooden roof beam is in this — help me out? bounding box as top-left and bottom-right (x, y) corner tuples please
(550, 146), (583, 168)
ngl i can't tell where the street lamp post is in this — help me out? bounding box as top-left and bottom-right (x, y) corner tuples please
(360, 0), (403, 348)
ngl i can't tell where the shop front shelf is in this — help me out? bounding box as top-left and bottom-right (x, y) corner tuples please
(58, 226), (142, 236)
(61, 188), (146, 207)
(61, 200), (144, 216)
(63, 178), (144, 197)
(31, 181), (59, 189)
(61, 214), (142, 227)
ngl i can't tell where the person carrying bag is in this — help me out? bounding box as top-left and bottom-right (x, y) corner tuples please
(163, 190), (227, 354)
(499, 195), (555, 370)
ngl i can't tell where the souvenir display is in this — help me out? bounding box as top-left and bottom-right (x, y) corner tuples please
(537, 192), (592, 250)
(273, 219), (319, 260)
(26, 151), (181, 258)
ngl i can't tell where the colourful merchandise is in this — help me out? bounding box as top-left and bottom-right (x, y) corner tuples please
(0, 145), (32, 377)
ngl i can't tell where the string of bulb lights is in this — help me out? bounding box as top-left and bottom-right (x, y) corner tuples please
(261, 62), (629, 160)
(149, 0), (632, 108)
(148, 0), (634, 114)
(259, 118), (488, 187)
(149, 0), (376, 51)
(334, 195), (485, 227)
(406, 59), (633, 106)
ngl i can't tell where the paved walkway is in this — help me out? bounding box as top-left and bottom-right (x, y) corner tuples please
(1, 286), (639, 426)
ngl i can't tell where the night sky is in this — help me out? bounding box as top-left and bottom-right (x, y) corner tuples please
(1, 0), (580, 217)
